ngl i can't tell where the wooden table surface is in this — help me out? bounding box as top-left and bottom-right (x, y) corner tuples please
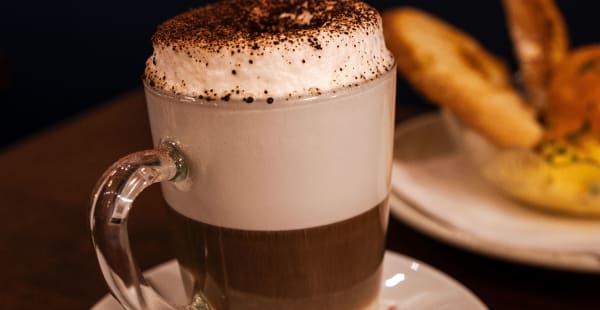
(1, 89), (598, 310)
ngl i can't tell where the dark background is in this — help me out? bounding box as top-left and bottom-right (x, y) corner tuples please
(0, 1), (598, 150)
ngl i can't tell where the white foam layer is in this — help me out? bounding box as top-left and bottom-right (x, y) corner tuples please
(144, 2), (393, 101)
(146, 70), (395, 230)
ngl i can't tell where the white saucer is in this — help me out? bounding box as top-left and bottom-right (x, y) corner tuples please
(391, 113), (600, 273)
(92, 251), (486, 310)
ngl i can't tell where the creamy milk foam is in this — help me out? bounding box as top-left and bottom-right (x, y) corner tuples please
(144, 0), (395, 231)
(144, 0), (394, 101)
(146, 70), (395, 231)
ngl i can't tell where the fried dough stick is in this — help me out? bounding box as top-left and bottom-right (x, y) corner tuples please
(503, 0), (569, 112)
(383, 8), (542, 148)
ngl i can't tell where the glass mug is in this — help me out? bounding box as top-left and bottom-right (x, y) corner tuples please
(90, 67), (396, 309)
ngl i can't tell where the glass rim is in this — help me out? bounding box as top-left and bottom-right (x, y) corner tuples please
(143, 64), (396, 108)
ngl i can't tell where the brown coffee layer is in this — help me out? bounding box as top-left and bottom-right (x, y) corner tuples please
(168, 199), (389, 310)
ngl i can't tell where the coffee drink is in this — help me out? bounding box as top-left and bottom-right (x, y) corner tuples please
(168, 201), (387, 310)
(143, 0), (395, 309)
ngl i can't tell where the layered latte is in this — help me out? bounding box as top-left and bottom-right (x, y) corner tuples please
(143, 1), (395, 309)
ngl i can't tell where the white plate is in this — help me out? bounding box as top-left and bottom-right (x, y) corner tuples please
(92, 251), (486, 310)
(391, 113), (600, 273)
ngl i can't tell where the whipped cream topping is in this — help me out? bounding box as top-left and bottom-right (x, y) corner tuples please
(144, 0), (394, 102)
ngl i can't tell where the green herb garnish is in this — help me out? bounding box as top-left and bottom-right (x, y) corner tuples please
(567, 119), (591, 142)
(578, 59), (597, 75)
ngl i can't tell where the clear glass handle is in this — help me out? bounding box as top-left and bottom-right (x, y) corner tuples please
(89, 141), (209, 310)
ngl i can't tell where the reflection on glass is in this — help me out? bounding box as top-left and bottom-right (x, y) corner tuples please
(385, 273), (405, 287)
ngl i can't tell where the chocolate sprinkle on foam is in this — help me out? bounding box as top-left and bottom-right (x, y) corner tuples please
(144, 0), (393, 101)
